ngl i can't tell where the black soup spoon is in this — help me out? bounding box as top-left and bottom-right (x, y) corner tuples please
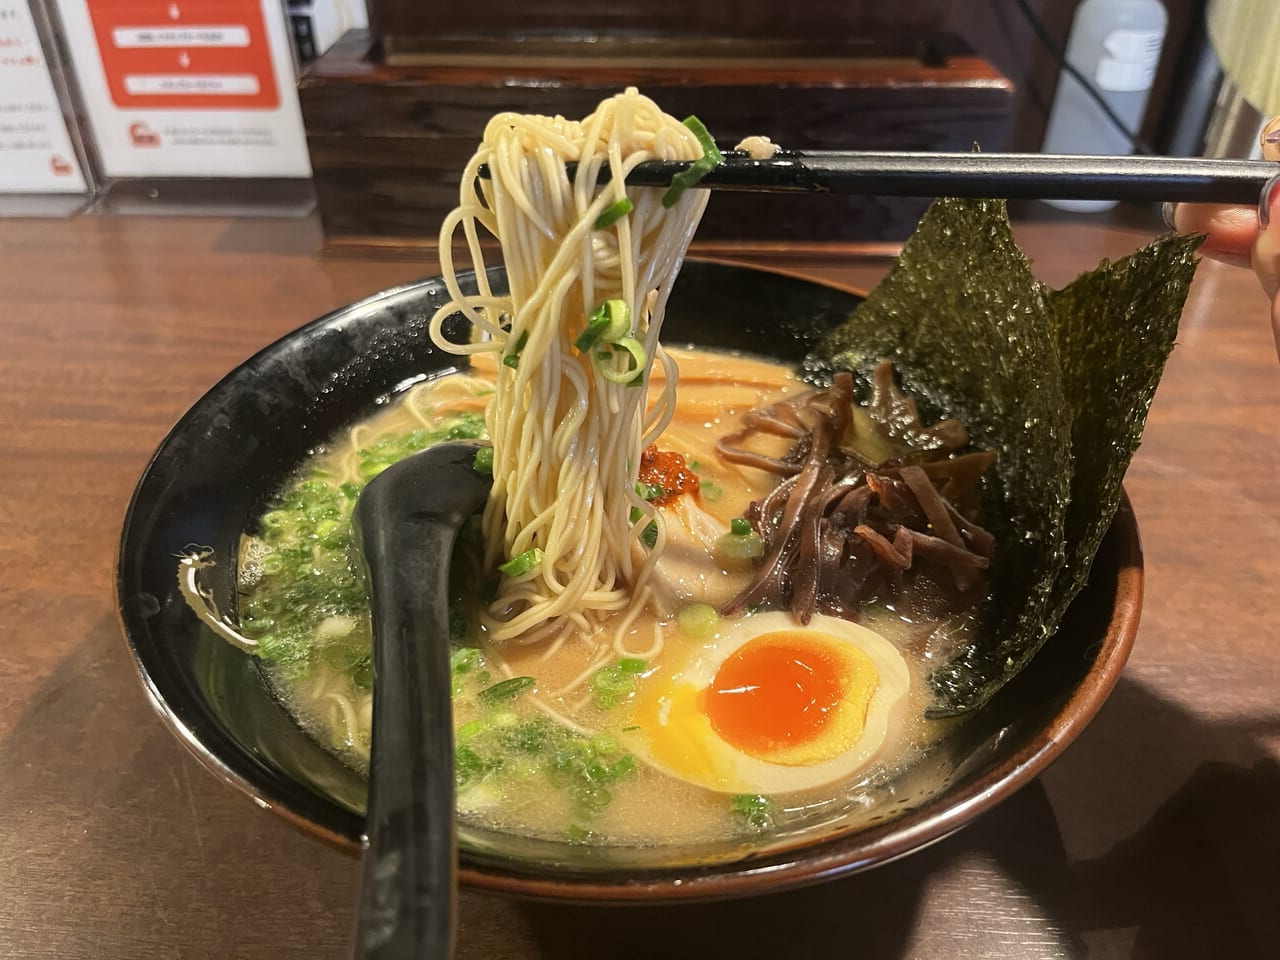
(350, 440), (493, 960)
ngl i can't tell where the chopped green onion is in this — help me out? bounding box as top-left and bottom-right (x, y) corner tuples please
(718, 530), (764, 562)
(599, 335), (647, 385)
(478, 676), (536, 704)
(574, 299), (631, 351)
(570, 783), (612, 812)
(641, 520), (659, 549)
(699, 479), (723, 502)
(473, 445), (494, 475)
(359, 459), (391, 480)
(451, 647), (483, 675)
(635, 481), (665, 501)
(496, 717), (554, 754)
(491, 711), (520, 729)
(731, 793), (775, 831)
(574, 316), (610, 352)
(455, 744), (498, 787)
(600, 298), (630, 338)
(498, 547), (542, 577)
(593, 196), (634, 229)
(594, 301), (628, 342)
(662, 116), (723, 208)
(730, 517), (752, 536)
(457, 717), (490, 740)
(315, 518), (345, 548)
(261, 510), (291, 532)
(677, 603), (719, 638)
(502, 330), (529, 369)
(590, 659), (647, 709)
(610, 754), (637, 779)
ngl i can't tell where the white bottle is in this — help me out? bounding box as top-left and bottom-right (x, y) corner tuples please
(1042, 0), (1168, 212)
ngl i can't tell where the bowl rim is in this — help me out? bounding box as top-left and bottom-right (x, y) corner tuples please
(116, 260), (1143, 902)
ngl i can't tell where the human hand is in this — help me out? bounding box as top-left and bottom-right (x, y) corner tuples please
(1169, 117), (1280, 358)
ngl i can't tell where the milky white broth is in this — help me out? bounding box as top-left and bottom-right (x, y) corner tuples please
(238, 347), (953, 845)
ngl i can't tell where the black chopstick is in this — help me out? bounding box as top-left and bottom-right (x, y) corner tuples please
(479, 151), (1276, 205)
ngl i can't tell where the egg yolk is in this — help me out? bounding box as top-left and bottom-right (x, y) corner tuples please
(701, 631), (875, 764)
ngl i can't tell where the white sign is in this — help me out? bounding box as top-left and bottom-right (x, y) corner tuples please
(112, 26), (251, 48)
(56, 0), (312, 179)
(0, 1), (89, 194)
(124, 74), (261, 95)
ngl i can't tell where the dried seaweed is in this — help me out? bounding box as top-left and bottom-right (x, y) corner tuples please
(808, 198), (1200, 713)
(1046, 233), (1203, 618)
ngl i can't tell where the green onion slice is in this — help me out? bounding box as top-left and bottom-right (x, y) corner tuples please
(574, 316), (609, 352)
(498, 547), (542, 577)
(718, 530), (764, 561)
(478, 676), (536, 704)
(503, 329), (529, 369)
(593, 197), (634, 229)
(574, 299), (631, 351)
(730, 793), (775, 830)
(451, 647), (483, 674)
(662, 116), (723, 208)
(677, 602), (719, 638)
(635, 481), (665, 501)
(599, 335), (647, 385)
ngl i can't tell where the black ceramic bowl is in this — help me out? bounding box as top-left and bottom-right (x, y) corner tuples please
(117, 261), (1141, 902)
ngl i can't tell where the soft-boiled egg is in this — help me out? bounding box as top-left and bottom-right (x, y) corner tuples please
(624, 610), (910, 794)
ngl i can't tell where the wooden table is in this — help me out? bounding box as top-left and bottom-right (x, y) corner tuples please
(2, 214), (1277, 959)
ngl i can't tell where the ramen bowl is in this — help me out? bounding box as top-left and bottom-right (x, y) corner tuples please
(116, 261), (1141, 902)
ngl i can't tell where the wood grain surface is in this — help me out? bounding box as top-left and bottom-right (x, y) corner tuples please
(1, 213), (1277, 959)
(298, 31), (1012, 244)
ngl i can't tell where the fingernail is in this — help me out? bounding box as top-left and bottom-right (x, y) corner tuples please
(1161, 201), (1177, 232)
(1266, 129), (1280, 144)
(1260, 173), (1280, 229)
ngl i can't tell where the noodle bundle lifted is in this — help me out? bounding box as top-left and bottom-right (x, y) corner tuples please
(429, 88), (713, 649)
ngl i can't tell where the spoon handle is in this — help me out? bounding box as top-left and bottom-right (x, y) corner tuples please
(352, 442), (490, 960)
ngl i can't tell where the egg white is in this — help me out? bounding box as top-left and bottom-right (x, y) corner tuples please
(623, 610), (911, 795)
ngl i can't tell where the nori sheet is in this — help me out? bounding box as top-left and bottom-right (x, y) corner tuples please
(1046, 233), (1203, 621)
(808, 198), (1200, 713)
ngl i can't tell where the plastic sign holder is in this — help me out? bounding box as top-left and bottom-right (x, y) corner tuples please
(55, 0), (314, 215)
(0, 0), (94, 216)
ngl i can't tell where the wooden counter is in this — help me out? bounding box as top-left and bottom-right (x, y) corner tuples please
(1, 213), (1277, 959)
